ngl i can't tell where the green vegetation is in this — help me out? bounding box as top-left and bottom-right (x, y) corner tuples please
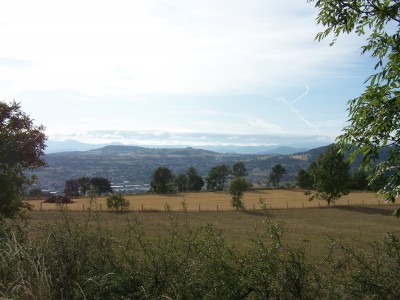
(174, 166), (204, 192)
(305, 145), (350, 205)
(310, 0), (400, 203)
(0, 101), (47, 218)
(232, 160), (247, 177)
(229, 177), (249, 210)
(296, 168), (314, 189)
(1, 206), (399, 299)
(150, 166), (175, 193)
(2, 3), (400, 297)
(106, 192), (129, 212)
(64, 176), (113, 197)
(229, 161), (251, 210)
(268, 164), (287, 188)
(206, 163), (231, 191)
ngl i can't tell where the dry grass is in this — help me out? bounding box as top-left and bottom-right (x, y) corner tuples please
(24, 190), (400, 260)
(26, 189), (389, 212)
(25, 203), (400, 260)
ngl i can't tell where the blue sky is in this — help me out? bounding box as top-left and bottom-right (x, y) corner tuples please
(0, 0), (372, 147)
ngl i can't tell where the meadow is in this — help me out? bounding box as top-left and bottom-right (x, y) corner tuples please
(27, 189), (390, 212)
(2, 189), (399, 299)
(25, 189), (400, 259)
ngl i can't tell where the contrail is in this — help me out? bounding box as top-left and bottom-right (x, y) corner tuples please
(265, 85), (321, 134)
(291, 82), (309, 104)
(286, 103), (321, 133)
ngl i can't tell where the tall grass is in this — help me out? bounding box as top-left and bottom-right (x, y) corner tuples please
(0, 204), (399, 299)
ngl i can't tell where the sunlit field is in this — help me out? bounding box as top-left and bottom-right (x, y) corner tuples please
(26, 189), (390, 212)
(25, 203), (400, 260)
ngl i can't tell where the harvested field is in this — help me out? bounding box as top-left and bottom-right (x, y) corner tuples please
(25, 189), (391, 212)
(25, 204), (400, 260)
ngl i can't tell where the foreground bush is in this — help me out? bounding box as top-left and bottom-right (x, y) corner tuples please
(0, 208), (399, 299)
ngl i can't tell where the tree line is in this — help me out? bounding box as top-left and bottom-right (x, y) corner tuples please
(63, 176), (113, 197)
(150, 161), (288, 194)
(150, 161), (289, 209)
(60, 145), (388, 210)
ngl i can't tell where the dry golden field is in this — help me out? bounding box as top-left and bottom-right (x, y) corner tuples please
(25, 189), (393, 212)
(24, 189), (400, 260)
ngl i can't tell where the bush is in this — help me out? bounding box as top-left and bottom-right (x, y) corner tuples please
(0, 208), (399, 299)
(106, 193), (129, 212)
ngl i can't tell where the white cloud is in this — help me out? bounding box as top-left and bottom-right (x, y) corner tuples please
(0, 0), (364, 98)
(0, 0), (370, 146)
(50, 129), (333, 148)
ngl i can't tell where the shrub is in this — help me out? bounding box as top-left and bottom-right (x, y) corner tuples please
(106, 193), (129, 212)
(0, 207), (399, 299)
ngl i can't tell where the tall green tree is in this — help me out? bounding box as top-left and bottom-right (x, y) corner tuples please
(229, 177), (250, 210)
(63, 179), (80, 198)
(348, 170), (369, 190)
(77, 176), (91, 196)
(90, 177), (113, 196)
(174, 173), (188, 192)
(268, 164), (286, 188)
(296, 168), (314, 189)
(309, 0), (400, 202)
(150, 166), (175, 193)
(232, 161), (247, 178)
(0, 101), (47, 218)
(206, 164), (231, 191)
(64, 176), (112, 197)
(229, 161), (251, 210)
(307, 145), (350, 206)
(186, 166), (204, 191)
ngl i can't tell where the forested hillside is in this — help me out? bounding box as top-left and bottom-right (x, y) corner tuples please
(33, 145), (329, 193)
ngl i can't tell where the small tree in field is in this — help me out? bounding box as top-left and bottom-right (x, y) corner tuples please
(229, 161), (251, 210)
(106, 193), (129, 212)
(229, 177), (250, 210)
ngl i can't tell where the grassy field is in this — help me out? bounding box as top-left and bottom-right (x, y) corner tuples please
(26, 189), (391, 212)
(25, 191), (400, 260)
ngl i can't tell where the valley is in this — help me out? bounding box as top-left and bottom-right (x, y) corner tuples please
(33, 145), (327, 193)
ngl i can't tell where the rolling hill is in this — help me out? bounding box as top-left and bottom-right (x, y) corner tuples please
(33, 145), (330, 193)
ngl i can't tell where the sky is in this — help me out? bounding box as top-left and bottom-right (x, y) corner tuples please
(0, 0), (373, 148)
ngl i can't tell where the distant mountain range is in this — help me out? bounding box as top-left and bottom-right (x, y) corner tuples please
(45, 139), (308, 155)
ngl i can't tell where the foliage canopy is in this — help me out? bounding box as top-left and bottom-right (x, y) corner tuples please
(0, 101), (46, 218)
(106, 192), (129, 212)
(232, 161), (247, 178)
(296, 168), (314, 189)
(309, 0), (400, 202)
(174, 167), (204, 192)
(63, 176), (113, 197)
(206, 164), (231, 191)
(307, 145), (350, 205)
(150, 166), (175, 193)
(268, 164), (286, 188)
(229, 161), (250, 209)
(229, 177), (251, 210)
